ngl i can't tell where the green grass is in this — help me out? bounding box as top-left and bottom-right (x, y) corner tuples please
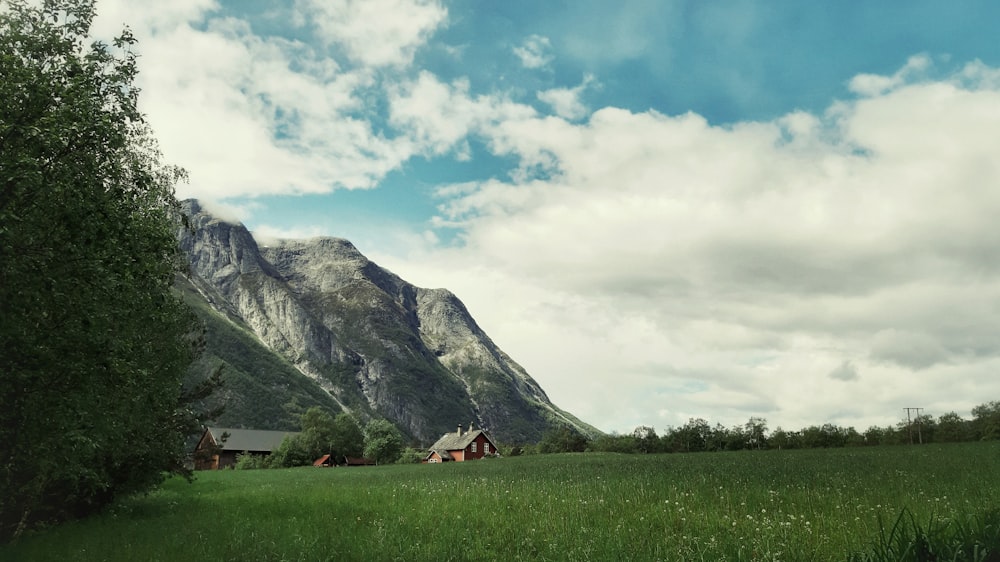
(4, 443), (999, 561)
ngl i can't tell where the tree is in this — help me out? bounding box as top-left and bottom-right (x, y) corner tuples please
(267, 435), (314, 468)
(363, 419), (403, 465)
(744, 417), (768, 450)
(1, 0), (195, 539)
(591, 432), (638, 454)
(972, 401), (1000, 441)
(396, 448), (428, 464)
(537, 426), (590, 453)
(632, 425), (660, 454)
(266, 408), (344, 467)
(769, 427), (797, 449)
(331, 412), (365, 459)
(937, 412), (971, 443)
(298, 407), (337, 460)
(670, 418), (711, 453)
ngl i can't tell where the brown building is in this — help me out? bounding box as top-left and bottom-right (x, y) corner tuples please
(425, 423), (499, 463)
(194, 427), (298, 470)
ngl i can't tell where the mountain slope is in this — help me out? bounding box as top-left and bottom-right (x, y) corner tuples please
(178, 200), (599, 444)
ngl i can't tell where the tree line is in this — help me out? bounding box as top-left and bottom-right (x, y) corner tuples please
(524, 401), (1000, 455)
(224, 407), (408, 469)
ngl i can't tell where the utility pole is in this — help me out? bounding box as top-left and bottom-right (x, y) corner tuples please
(904, 407), (923, 444)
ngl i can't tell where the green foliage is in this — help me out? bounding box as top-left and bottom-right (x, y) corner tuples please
(849, 507), (1000, 562)
(3, 443), (1000, 561)
(176, 276), (342, 431)
(537, 425), (590, 453)
(331, 412), (365, 458)
(583, 403), (1000, 457)
(938, 411), (973, 443)
(233, 452), (266, 470)
(266, 435), (313, 468)
(266, 408), (342, 468)
(395, 447), (427, 464)
(298, 407), (337, 460)
(231, 410), (365, 469)
(363, 419), (403, 465)
(972, 401), (1000, 441)
(0, 0), (198, 540)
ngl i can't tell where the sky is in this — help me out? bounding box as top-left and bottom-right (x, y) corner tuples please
(86, 0), (1000, 435)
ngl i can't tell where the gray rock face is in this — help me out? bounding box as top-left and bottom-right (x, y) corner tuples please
(177, 200), (599, 443)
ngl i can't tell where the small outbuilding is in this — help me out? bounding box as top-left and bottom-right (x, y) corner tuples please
(312, 454), (375, 467)
(313, 454), (335, 467)
(425, 423), (499, 463)
(194, 426), (299, 470)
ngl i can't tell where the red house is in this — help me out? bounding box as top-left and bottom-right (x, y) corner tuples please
(425, 423), (499, 463)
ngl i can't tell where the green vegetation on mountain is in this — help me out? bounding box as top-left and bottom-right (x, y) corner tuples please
(177, 277), (343, 431)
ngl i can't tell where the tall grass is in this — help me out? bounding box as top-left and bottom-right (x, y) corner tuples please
(848, 507), (1000, 562)
(3, 442), (999, 561)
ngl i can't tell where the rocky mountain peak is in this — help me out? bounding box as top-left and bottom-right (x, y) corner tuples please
(177, 199), (600, 443)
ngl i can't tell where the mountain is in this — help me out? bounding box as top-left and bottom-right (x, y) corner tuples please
(176, 200), (600, 444)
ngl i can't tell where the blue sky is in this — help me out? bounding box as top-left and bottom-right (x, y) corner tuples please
(92, 0), (1000, 434)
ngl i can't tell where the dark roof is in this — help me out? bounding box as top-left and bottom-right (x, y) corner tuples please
(428, 429), (496, 452)
(205, 427), (298, 453)
(425, 449), (454, 461)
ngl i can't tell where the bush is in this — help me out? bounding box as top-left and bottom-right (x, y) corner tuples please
(234, 452), (266, 470)
(395, 448), (427, 464)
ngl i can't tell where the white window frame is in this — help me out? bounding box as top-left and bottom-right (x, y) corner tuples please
(471, 442), (477, 453)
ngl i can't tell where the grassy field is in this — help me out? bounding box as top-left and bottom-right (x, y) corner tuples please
(3, 443), (999, 561)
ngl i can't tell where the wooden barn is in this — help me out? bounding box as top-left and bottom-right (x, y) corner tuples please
(194, 427), (298, 470)
(425, 423), (499, 463)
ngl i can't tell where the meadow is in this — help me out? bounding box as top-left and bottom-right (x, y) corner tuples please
(3, 443), (999, 561)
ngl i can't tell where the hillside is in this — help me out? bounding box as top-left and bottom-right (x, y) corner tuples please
(178, 200), (600, 444)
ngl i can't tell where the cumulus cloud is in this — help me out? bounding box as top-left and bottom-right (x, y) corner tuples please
(78, 0), (1000, 432)
(90, 0), (218, 39)
(513, 35), (553, 69)
(381, 59), (1000, 432)
(294, 0), (447, 67)
(848, 54), (932, 96)
(91, 0), (439, 200)
(387, 71), (537, 157)
(537, 74), (596, 120)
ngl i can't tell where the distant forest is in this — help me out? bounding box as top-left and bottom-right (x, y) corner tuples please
(520, 400), (1000, 455)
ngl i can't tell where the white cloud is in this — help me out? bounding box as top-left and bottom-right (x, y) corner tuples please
(294, 0), (447, 67)
(537, 74), (596, 120)
(251, 224), (328, 246)
(387, 71), (536, 158)
(513, 35), (553, 69)
(382, 59), (1000, 433)
(77, 2), (1000, 433)
(91, 0), (218, 38)
(92, 1), (421, 201)
(848, 54), (932, 96)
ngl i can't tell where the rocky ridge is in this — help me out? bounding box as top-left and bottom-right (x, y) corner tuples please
(178, 199), (599, 444)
